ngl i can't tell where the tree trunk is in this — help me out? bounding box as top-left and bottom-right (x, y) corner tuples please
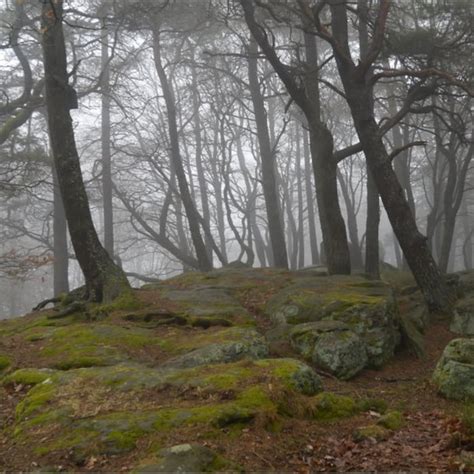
(462, 197), (473, 270)
(151, 30), (212, 272)
(337, 169), (364, 270)
(53, 164), (69, 296)
(296, 125), (305, 269)
(303, 126), (320, 264)
(101, 15), (114, 258)
(41, 0), (129, 302)
(328, 1), (453, 312)
(365, 168), (380, 278)
(304, 32), (351, 274)
(191, 61), (213, 263)
(359, 0), (380, 279)
(247, 38), (289, 268)
(240, 0), (350, 274)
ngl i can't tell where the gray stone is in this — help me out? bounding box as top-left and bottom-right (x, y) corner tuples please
(162, 328), (269, 369)
(290, 321), (367, 379)
(450, 296), (474, 336)
(312, 330), (368, 380)
(266, 276), (400, 370)
(275, 358), (323, 395)
(138, 444), (218, 473)
(290, 320), (350, 359)
(433, 338), (474, 400)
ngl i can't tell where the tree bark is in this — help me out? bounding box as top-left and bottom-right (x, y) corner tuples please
(151, 30), (212, 272)
(296, 125), (306, 269)
(328, 0), (453, 312)
(359, 0), (379, 279)
(191, 60), (213, 263)
(240, 0), (350, 274)
(365, 168), (380, 278)
(53, 164), (69, 296)
(247, 38), (289, 268)
(41, 0), (129, 302)
(337, 169), (364, 269)
(303, 126), (320, 264)
(101, 14), (114, 258)
(304, 31), (351, 274)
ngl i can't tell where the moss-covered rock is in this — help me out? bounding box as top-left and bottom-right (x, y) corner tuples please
(311, 392), (359, 420)
(159, 287), (254, 326)
(290, 321), (367, 379)
(377, 410), (404, 430)
(162, 328), (268, 369)
(0, 354), (11, 372)
(38, 324), (166, 369)
(24, 385), (278, 458)
(450, 295), (474, 336)
(255, 358), (323, 396)
(266, 276), (400, 371)
(353, 424), (390, 442)
(136, 444), (221, 473)
(3, 368), (56, 386)
(10, 355), (324, 461)
(433, 339), (474, 400)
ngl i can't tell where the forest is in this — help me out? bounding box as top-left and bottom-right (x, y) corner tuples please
(0, 0), (473, 471)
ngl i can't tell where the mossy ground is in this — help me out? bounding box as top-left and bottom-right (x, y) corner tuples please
(0, 268), (472, 472)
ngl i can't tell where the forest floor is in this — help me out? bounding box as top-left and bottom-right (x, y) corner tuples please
(0, 268), (473, 472)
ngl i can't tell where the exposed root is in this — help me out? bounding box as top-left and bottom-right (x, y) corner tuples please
(47, 301), (86, 319)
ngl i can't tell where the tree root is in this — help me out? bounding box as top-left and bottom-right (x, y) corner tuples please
(47, 301), (86, 319)
(33, 285), (87, 312)
(33, 297), (61, 311)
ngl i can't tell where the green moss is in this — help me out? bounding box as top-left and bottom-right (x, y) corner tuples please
(353, 424), (390, 442)
(0, 355), (11, 371)
(98, 290), (143, 313)
(104, 429), (144, 453)
(462, 402), (474, 435)
(377, 410), (404, 430)
(16, 382), (55, 420)
(358, 398), (388, 414)
(54, 356), (112, 370)
(166, 272), (214, 288)
(312, 392), (359, 421)
(3, 368), (54, 386)
(39, 324), (164, 369)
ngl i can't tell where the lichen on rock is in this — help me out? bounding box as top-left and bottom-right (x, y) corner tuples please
(433, 338), (474, 400)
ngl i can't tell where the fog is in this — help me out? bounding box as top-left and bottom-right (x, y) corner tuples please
(0, 0), (472, 318)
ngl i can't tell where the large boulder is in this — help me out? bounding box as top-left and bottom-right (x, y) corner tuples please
(266, 276), (400, 371)
(290, 321), (368, 379)
(432, 338), (474, 400)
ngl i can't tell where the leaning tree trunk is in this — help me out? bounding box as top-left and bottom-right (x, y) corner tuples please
(151, 30), (212, 272)
(41, 0), (130, 302)
(328, 1), (453, 313)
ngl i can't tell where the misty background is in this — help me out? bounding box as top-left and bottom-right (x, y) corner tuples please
(0, 0), (472, 318)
